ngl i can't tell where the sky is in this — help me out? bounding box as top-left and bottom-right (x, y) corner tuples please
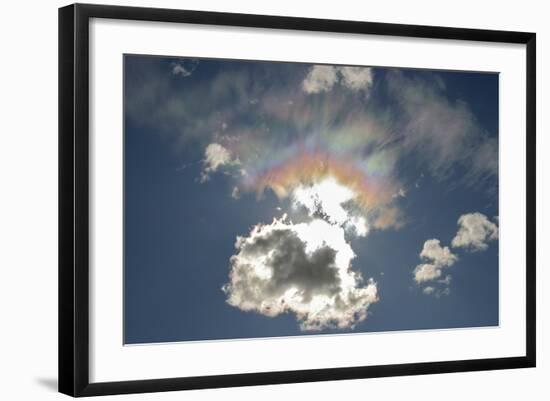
(123, 55), (499, 344)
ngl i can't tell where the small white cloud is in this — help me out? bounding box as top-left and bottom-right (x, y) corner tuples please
(222, 216), (378, 331)
(423, 286), (435, 295)
(413, 239), (457, 284)
(200, 143), (241, 182)
(393, 188), (406, 198)
(420, 239), (457, 266)
(302, 65), (373, 94)
(172, 63), (192, 76)
(302, 65), (339, 94)
(171, 59), (198, 77)
(423, 285), (451, 297)
(414, 263), (443, 283)
(451, 212), (498, 251)
(231, 187), (240, 199)
(338, 66), (373, 92)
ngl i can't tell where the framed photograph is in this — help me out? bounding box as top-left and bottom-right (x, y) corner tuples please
(58, 3), (536, 397)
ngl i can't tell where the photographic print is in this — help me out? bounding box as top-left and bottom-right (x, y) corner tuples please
(123, 55), (499, 344)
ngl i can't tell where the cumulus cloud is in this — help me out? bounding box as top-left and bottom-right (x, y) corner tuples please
(302, 65), (339, 94)
(338, 66), (373, 91)
(200, 143), (242, 182)
(414, 212), (498, 296)
(302, 65), (373, 94)
(222, 216), (378, 330)
(451, 212), (498, 251)
(414, 264), (443, 283)
(413, 239), (457, 283)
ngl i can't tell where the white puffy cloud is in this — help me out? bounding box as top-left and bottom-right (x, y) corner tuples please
(302, 65), (373, 94)
(200, 143), (241, 182)
(338, 66), (373, 91)
(451, 212), (498, 251)
(204, 143), (231, 171)
(413, 239), (457, 283)
(302, 66), (339, 94)
(414, 263), (443, 283)
(420, 239), (458, 266)
(414, 212), (498, 296)
(222, 216), (378, 331)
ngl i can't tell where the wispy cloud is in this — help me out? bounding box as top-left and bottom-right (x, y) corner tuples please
(171, 59), (198, 77)
(126, 59), (497, 205)
(384, 70), (498, 183)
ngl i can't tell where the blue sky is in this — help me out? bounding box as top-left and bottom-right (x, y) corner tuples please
(124, 55), (499, 344)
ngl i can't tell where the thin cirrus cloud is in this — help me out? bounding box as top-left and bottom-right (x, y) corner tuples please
(414, 212), (498, 296)
(385, 70), (497, 182)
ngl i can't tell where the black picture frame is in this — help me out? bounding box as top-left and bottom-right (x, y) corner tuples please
(59, 3), (536, 397)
